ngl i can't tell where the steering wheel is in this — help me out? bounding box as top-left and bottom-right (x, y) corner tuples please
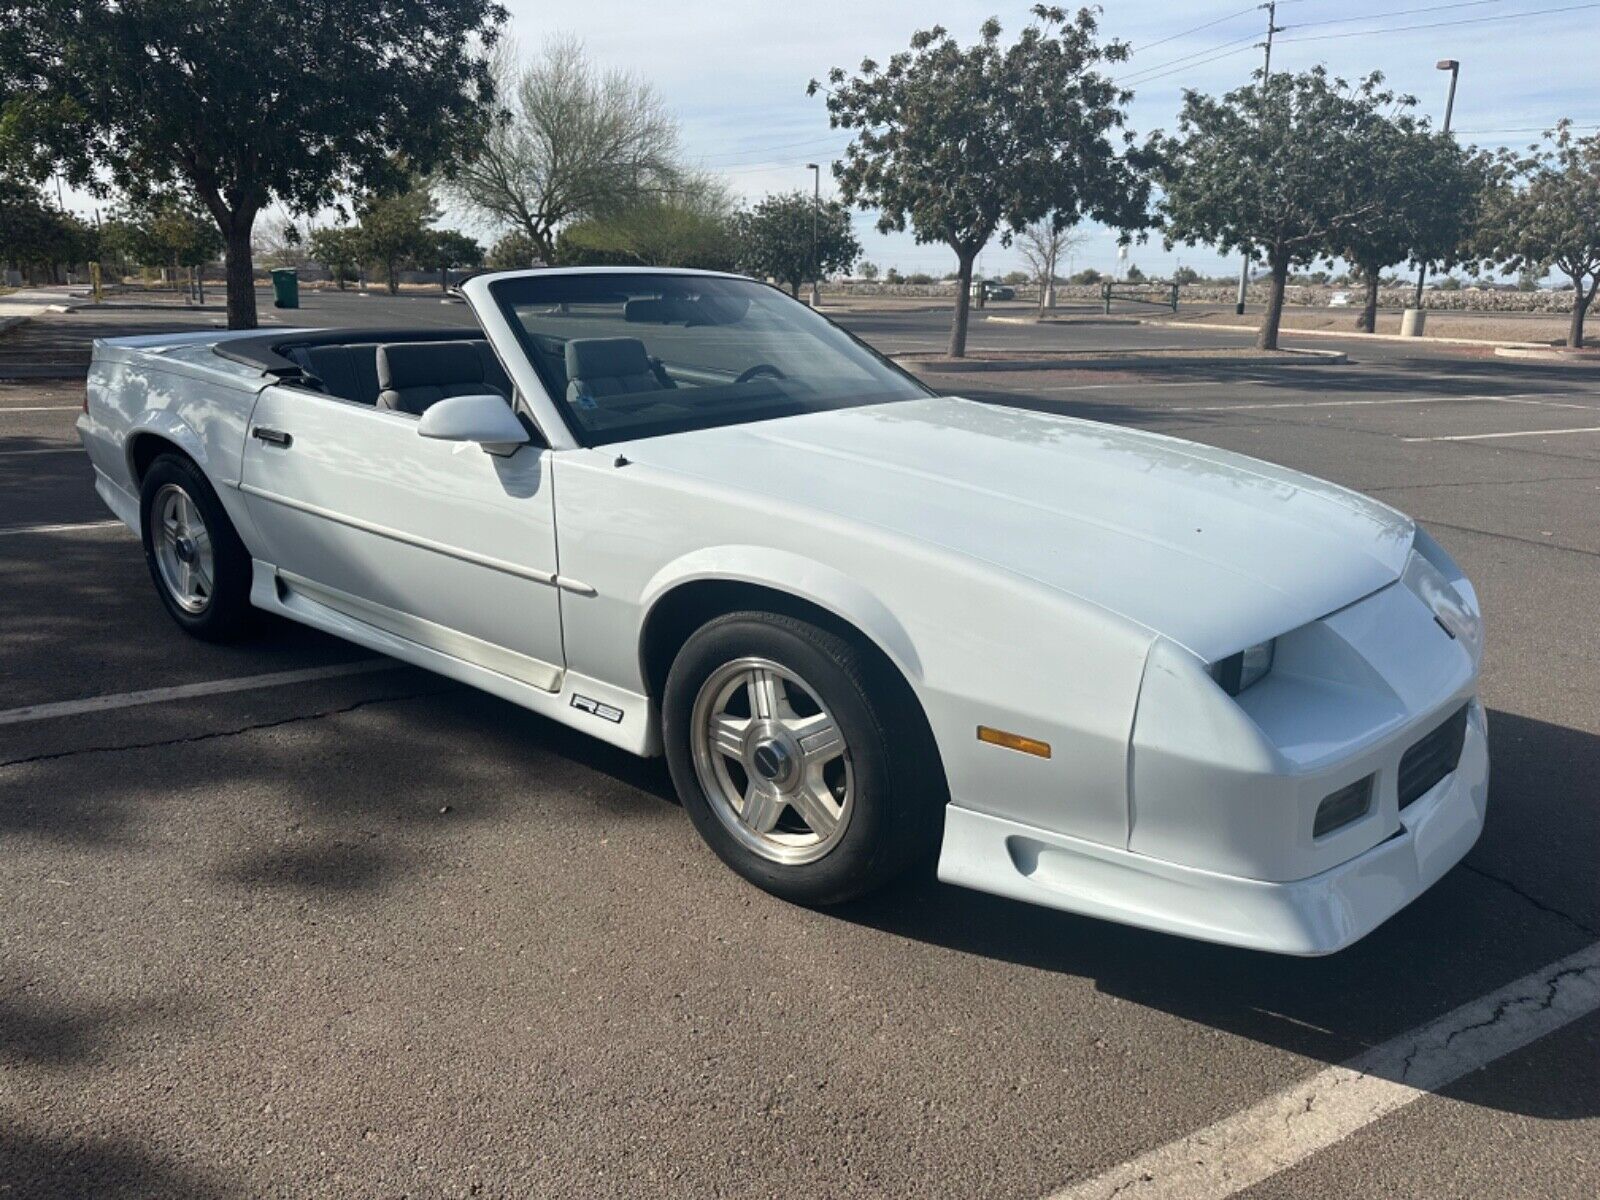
(735, 363), (787, 384)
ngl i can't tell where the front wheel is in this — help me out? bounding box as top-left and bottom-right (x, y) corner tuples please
(139, 453), (254, 641)
(662, 611), (942, 906)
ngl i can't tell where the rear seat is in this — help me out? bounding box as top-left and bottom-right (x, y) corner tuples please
(376, 340), (510, 415)
(291, 343), (382, 404)
(289, 339), (511, 409)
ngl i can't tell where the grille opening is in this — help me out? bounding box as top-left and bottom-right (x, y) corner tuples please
(1314, 775), (1374, 838)
(1398, 704), (1471, 811)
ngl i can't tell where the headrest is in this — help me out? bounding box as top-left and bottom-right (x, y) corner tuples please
(564, 337), (653, 380)
(624, 297), (676, 324)
(377, 340), (485, 390)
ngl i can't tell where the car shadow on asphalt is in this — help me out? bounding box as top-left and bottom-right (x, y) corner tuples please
(830, 706), (1600, 1122)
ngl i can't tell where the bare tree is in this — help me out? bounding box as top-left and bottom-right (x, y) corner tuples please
(444, 38), (684, 262)
(1017, 219), (1085, 315)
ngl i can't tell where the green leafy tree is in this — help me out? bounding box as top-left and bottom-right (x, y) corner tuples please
(812, 5), (1149, 355)
(355, 185), (439, 294)
(1070, 267), (1102, 285)
(732, 191), (860, 298)
(103, 193), (221, 285)
(556, 178), (737, 271)
(0, 0), (505, 328)
(308, 226), (365, 290)
(1476, 122), (1600, 348)
(418, 228), (484, 290)
(1154, 68), (1416, 349)
(0, 179), (96, 281)
(858, 261), (880, 281)
(1332, 105), (1484, 332)
(446, 38), (684, 264)
(1172, 265), (1200, 286)
(487, 229), (540, 269)
(1123, 262), (1145, 282)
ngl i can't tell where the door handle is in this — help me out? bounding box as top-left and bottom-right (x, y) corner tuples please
(252, 426), (292, 447)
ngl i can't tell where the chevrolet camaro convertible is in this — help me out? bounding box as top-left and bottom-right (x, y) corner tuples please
(78, 268), (1488, 954)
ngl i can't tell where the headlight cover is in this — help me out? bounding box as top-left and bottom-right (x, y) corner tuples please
(1210, 638), (1275, 696)
(1403, 526), (1483, 663)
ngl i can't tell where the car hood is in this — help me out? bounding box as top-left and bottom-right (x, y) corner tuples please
(617, 395), (1414, 662)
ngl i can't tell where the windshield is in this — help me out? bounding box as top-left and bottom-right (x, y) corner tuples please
(488, 272), (933, 445)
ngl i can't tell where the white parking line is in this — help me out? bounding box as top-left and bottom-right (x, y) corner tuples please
(1405, 426), (1600, 443)
(0, 518), (124, 537)
(1171, 392), (1585, 413)
(1043, 940), (1600, 1200)
(0, 660), (403, 726)
(0, 405), (82, 413)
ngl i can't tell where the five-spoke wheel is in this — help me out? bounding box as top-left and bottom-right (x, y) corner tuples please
(151, 483), (216, 614)
(664, 610), (944, 906)
(139, 452), (252, 641)
(690, 657), (853, 865)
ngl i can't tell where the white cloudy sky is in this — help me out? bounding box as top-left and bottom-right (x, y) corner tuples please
(492, 0), (1598, 279)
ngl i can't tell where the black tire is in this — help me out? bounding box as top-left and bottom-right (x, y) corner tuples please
(139, 452), (254, 641)
(662, 610), (943, 906)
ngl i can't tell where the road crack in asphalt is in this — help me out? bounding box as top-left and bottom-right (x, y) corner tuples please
(1462, 861), (1599, 937)
(0, 687), (459, 770)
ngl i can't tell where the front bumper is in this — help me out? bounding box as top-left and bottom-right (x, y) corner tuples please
(937, 699), (1488, 955)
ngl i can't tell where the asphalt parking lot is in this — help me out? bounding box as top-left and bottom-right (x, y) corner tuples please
(2, 293), (1597, 1199)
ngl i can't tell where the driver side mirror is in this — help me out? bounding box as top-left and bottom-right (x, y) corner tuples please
(417, 394), (530, 456)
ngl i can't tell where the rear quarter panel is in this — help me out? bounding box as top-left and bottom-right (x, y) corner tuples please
(81, 337), (270, 543)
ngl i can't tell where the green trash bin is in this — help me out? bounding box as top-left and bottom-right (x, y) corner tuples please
(271, 267), (299, 309)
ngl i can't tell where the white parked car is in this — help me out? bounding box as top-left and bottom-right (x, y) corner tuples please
(78, 268), (1487, 954)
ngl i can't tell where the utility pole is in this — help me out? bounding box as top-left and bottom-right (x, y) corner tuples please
(806, 163), (821, 307)
(1234, 0), (1283, 315)
(1411, 60), (1461, 313)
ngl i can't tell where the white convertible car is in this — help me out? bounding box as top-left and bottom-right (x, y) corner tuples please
(77, 268), (1487, 954)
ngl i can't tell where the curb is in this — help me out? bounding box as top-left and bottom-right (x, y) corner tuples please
(895, 347), (1346, 373)
(1150, 318), (1551, 350)
(983, 313), (1141, 326)
(1493, 345), (1600, 361)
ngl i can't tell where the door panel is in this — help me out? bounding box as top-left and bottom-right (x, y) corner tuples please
(239, 385), (564, 686)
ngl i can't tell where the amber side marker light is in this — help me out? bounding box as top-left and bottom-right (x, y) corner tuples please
(977, 726), (1052, 758)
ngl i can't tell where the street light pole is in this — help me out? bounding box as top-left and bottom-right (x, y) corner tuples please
(1412, 59), (1461, 311)
(806, 163), (820, 307)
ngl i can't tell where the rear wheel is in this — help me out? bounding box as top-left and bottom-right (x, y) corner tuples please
(663, 611), (941, 905)
(139, 453), (253, 641)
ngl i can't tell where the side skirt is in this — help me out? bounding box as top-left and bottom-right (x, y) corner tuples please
(249, 559), (658, 756)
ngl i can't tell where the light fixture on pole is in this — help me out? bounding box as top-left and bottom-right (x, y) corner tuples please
(806, 163), (821, 307)
(1410, 59), (1461, 317)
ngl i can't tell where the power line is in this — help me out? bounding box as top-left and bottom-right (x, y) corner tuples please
(1288, 0), (1512, 31)
(1116, 30), (1262, 84)
(1277, 1), (1600, 43)
(1127, 5), (1258, 57)
(1119, 43), (1262, 88)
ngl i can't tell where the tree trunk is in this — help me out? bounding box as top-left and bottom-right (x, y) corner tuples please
(1569, 274), (1594, 349)
(440, 266), (449, 292)
(386, 261), (399, 295)
(949, 251), (976, 358)
(1257, 253), (1290, 350)
(789, 280), (800, 299)
(1359, 270), (1380, 334)
(223, 217), (258, 330)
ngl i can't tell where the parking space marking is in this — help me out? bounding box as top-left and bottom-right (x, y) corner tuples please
(0, 518), (124, 537)
(0, 405), (82, 413)
(0, 446), (81, 457)
(0, 660), (403, 726)
(1042, 940), (1600, 1200)
(1405, 426), (1600, 443)
(1170, 392), (1583, 413)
